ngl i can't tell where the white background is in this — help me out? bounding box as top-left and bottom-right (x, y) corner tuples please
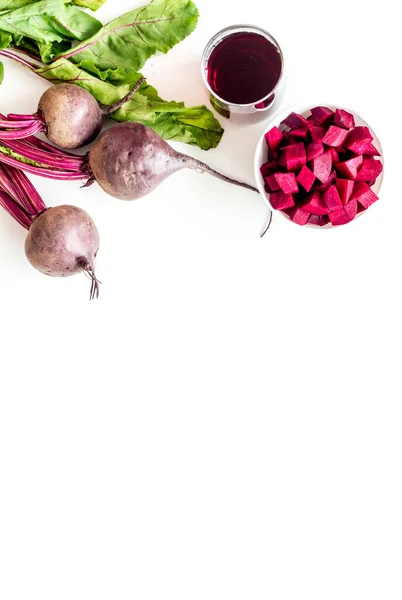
(0, 1), (400, 599)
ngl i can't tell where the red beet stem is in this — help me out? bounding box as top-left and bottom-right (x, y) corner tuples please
(7, 114), (37, 122)
(0, 189), (32, 229)
(0, 118), (37, 128)
(0, 151), (85, 180)
(0, 49), (38, 72)
(2, 164), (46, 214)
(0, 120), (43, 140)
(5, 139), (85, 171)
(26, 136), (80, 158)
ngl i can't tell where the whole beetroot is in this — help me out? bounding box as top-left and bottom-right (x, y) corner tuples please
(0, 164), (101, 299)
(0, 77), (145, 150)
(25, 205), (100, 298)
(88, 122), (258, 200)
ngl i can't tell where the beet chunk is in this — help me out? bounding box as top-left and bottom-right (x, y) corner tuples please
(312, 152), (332, 183)
(302, 191), (329, 215)
(344, 126), (374, 153)
(275, 172), (299, 194)
(307, 140), (324, 161)
(265, 126), (284, 151)
(322, 125), (350, 148)
(336, 179), (355, 204)
(336, 155), (363, 179)
(289, 206), (310, 225)
(333, 109), (355, 129)
(310, 106), (334, 127)
(297, 165), (315, 192)
(351, 182), (379, 208)
(270, 191), (295, 210)
(324, 185), (342, 211)
(355, 158), (383, 182)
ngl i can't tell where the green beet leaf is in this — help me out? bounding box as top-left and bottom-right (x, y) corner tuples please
(0, 0), (102, 46)
(59, 0), (199, 79)
(0, 0), (105, 9)
(36, 58), (223, 150)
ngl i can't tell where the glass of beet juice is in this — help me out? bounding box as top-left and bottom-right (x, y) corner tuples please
(201, 25), (284, 122)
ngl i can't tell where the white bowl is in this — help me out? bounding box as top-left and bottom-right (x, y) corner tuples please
(254, 103), (384, 229)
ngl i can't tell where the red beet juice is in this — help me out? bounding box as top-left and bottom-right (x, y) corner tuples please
(206, 32), (282, 105)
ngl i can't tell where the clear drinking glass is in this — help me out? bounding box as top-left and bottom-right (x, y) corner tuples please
(201, 25), (285, 124)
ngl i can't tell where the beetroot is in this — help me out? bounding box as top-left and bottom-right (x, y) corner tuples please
(270, 191), (295, 210)
(322, 125), (350, 148)
(265, 173), (281, 192)
(351, 182), (379, 208)
(336, 179), (355, 204)
(260, 161), (279, 178)
(355, 158), (383, 182)
(275, 172), (299, 194)
(312, 152), (332, 183)
(310, 125), (326, 141)
(336, 155), (363, 179)
(344, 126), (373, 153)
(0, 80), (145, 150)
(307, 140), (324, 161)
(289, 206), (310, 225)
(265, 126), (284, 151)
(323, 185), (342, 211)
(315, 170), (336, 192)
(334, 109), (355, 129)
(311, 107), (334, 127)
(344, 199), (358, 220)
(281, 112), (309, 130)
(259, 106), (382, 228)
(297, 165), (315, 192)
(302, 191), (328, 215)
(308, 214), (330, 227)
(289, 128), (309, 140)
(360, 142), (381, 157)
(328, 207), (353, 226)
(280, 143), (306, 172)
(328, 148), (339, 165)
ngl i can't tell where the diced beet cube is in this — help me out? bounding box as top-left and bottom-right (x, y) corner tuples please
(344, 126), (374, 153)
(275, 172), (299, 194)
(270, 191), (295, 210)
(328, 147), (339, 165)
(329, 208), (353, 226)
(308, 214), (330, 227)
(265, 126), (284, 151)
(312, 152), (332, 183)
(310, 106), (335, 127)
(351, 182), (379, 209)
(322, 125), (350, 148)
(333, 109), (355, 130)
(289, 127), (309, 140)
(302, 191), (329, 215)
(265, 173), (281, 192)
(315, 170), (336, 192)
(336, 155), (363, 179)
(289, 206), (310, 226)
(297, 165), (316, 192)
(281, 112), (309, 131)
(323, 185), (342, 211)
(260, 161), (279, 178)
(362, 142), (381, 157)
(307, 140), (324, 161)
(336, 179), (355, 204)
(284, 142), (307, 172)
(309, 125), (326, 141)
(344, 199), (358, 220)
(355, 158), (383, 182)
